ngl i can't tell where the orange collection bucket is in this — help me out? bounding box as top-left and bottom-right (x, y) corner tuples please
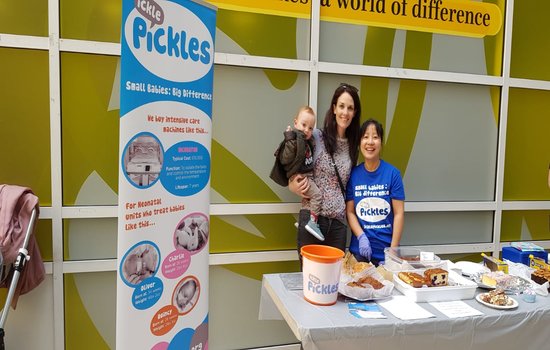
(300, 244), (344, 306)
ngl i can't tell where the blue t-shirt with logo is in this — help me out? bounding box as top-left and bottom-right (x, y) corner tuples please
(346, 159), (405, 263)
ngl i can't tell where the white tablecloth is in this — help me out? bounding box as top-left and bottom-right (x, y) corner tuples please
(260, 273), (550, 350)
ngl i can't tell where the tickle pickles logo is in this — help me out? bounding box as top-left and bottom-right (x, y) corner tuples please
(125, 0), (213, 82)
(135, 0), (164, 26)
(356, 197), (390, 222)
(306, 273), (338, 295)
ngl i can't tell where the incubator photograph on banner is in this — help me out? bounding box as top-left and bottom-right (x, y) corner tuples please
(122, 133), (164, 188)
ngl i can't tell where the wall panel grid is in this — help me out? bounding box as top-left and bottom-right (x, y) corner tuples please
(2, 0), (550, 349)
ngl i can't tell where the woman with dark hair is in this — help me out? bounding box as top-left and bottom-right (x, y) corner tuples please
(289, 83), (361, 256)
(346, 119), (405, 266)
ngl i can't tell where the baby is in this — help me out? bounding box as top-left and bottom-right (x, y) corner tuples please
(272, 106), (324, 241)
(123, 245), (157, 284)
(176, 279), (197, 313)
(175, 217), (209, 251)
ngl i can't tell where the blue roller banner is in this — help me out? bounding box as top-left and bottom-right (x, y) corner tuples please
(117, 0), (216, 349)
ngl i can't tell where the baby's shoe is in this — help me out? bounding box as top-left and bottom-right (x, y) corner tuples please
(305, 219), (325, 241)
(294, 222), (299, 229)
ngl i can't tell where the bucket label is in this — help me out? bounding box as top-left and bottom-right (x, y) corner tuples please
(306, 273), (338, 295)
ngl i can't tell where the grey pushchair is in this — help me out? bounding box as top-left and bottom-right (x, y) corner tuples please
(0, 186), (39, 350)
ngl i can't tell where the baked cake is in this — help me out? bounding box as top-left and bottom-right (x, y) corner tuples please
(481, 271), (512, 288)
(352, 262), (374, 274)
(531, 269), (550, 291)
(347, 276), (384, 289)
(398, 272), (427, 288)
(480, 289), (510, 306)
(424, 268), (448, 286)
(342, 251), (373, 275)
(356, 276), (384, 289)
(401, 255), (420, 261)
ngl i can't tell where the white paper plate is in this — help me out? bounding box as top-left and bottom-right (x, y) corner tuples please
(477, 282), (496, 290)
(475, 293), (518, 310)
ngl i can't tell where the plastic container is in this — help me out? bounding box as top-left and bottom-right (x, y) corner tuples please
(502, 246), (548, 266)
(522, 288), (536, 303)
(301, 244), (344, 306)
(384, 247), (444, 272)
(393, 269), (478, 302)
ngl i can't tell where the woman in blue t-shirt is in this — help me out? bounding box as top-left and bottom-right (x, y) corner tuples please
(345, 119), (405, 266)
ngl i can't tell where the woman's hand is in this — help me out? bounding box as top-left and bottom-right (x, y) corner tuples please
(346, 200), (371, 259)
(358, 233), (372, 260)
(288, 174), (310, 198)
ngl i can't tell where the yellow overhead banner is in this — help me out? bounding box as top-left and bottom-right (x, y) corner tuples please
(208, 0), (502, 38)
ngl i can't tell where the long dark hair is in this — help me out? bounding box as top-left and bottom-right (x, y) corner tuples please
(322, 83), (361, 164)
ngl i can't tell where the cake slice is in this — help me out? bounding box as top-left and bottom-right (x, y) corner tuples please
(481, 289), (509, 306)
(424, 268), (448, 286)
(398, 272), (427, 288)
(481, 271), (511, 288)
(355, 276), (385, 289)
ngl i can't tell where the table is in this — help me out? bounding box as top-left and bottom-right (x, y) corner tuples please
(260, 273), (550, 350)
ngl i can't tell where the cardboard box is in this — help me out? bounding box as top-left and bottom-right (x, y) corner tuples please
(530, 255), (550, 270)
(481, 253), (508, 273)
(502, 246), (547, 266)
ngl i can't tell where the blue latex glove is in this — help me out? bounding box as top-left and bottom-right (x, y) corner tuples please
(358, 233), (372, 260)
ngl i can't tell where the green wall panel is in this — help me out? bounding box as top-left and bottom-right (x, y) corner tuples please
(60, 0), (122, 42)
(510, 1), (550, 81)
(64, 273), (114, 350)
(0, 0), (48, 36)
(504, 88), (550, 200)
(501, 211), (550, 242)
(0, 48), (51, 205)
(61, 53), (119, 206)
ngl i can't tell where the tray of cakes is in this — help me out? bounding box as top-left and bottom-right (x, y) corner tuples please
(393, 267), (477, 302)
(530, 268), (550, 292)
(339, 252), (394, 301)
(384, 247), (446, 272)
